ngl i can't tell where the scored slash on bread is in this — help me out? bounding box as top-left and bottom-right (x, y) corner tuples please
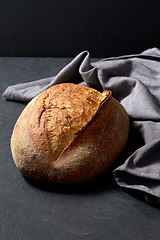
(11, 83), (129, 183)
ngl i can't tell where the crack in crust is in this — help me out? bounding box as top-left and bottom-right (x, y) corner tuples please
(29, 83), (109, 162)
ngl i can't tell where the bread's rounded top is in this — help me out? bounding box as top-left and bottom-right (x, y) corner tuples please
(29, 83), (110, 162)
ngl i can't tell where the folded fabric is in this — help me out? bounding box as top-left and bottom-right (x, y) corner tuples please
(3, 47), (160, 205)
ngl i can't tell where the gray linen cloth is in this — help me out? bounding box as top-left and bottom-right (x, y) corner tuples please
(3, 47), (160, 205)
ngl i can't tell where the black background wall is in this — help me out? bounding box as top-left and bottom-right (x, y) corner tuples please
(0, 0), (160, 58)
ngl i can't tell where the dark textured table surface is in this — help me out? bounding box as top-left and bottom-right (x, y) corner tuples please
(1, 57), (160, 240)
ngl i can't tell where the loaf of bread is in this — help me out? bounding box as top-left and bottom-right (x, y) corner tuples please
(11, 83), (129, 183)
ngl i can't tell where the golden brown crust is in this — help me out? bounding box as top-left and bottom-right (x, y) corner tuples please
(11, 83), (129, 183)
(28, 83), (109, 162)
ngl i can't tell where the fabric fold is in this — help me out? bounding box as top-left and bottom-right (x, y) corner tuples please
(3, 47), (160, 205)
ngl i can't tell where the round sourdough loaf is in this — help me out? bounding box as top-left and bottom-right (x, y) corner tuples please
(11, 83), (129, 183)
